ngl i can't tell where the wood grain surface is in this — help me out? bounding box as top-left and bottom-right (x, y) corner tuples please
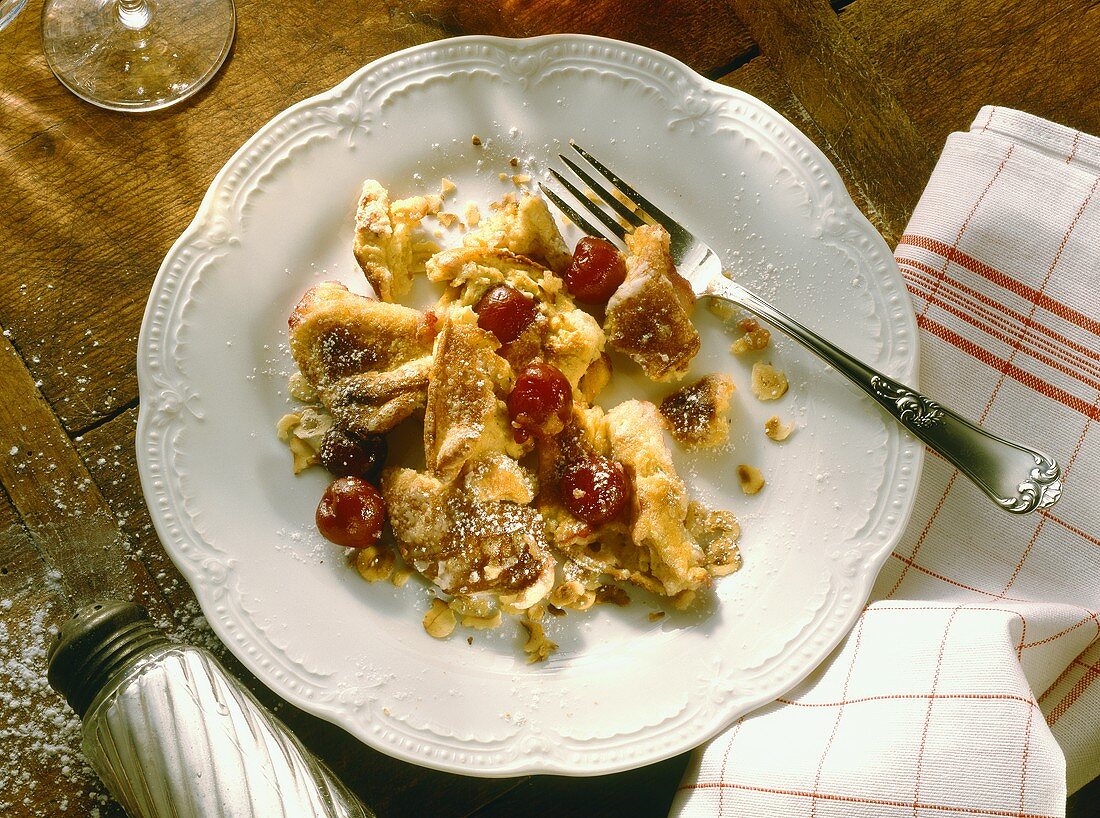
(1, 0), (1098, 815)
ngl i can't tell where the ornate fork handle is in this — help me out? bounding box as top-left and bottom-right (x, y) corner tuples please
(708, 277), (1062, 514)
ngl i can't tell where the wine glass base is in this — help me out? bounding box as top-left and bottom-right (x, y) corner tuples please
(42, 0), (235, 112)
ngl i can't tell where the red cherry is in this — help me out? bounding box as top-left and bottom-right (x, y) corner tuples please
(475, 284), (538, 344)
(316, 476), (386, 548)
(508, 362), (572, 443)
(560, 455), (630, 525)
(319, 428), (387, 479)
(564, 237), (627, 303)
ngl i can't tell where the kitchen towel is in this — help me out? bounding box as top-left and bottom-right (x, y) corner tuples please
(672, 106), (1100, 818)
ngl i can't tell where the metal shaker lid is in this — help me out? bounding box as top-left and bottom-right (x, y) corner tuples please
(47, 601), (172, 718)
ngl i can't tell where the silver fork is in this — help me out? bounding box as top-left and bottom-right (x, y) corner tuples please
(542, 143), (1061, 515)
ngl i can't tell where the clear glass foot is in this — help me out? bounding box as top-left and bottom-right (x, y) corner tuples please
(41, 0), (235, 112)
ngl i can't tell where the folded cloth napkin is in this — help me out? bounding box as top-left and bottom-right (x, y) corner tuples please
(671, 107), (1100, 818)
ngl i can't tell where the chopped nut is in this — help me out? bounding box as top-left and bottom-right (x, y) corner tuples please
(441, 177), (456, 196)
(275, 412), (300, 441)
(462, 610), (503, 630)
(687, 502), (742, 576)
(737, 464), (765, 495)
(464, 202), (481, 227)
(278, 407), (332, 473)
(288, 436), (317, 474)
(509, 156), (519, 167)
(764, 415), (795, 441)
(438, 212), (460, 229)
(521, 619), (558, 663)
(595, 584), (631, 606)
(471, 134), (482, 146)
(423, 598), (457, 639)
(648, 611), (666, 622)
(511, 173), (531, 186)
(391, 568), (413, 588)
(751, 362), (788, 400)
(354, 545), (395, 582)
(731, 328), (771, 354)
(549, 580), (596, 611)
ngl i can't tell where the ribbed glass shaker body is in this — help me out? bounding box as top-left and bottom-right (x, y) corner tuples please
(48, 603), (371, 818)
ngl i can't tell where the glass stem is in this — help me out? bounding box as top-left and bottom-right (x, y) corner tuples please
(116, 0), (151, 30)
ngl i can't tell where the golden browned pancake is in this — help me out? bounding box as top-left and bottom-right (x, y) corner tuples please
(605, 400), (710, 598)
(659, 373), (736, 448)
(286, 185), (744, 643)
(383, 465), (555, 608)
(461, 193), (572, 274)
(288, 281), (436, 437)
(605, 224), (700, 381)
(353, 180), (440, 302)
(422, 308), (521, 482)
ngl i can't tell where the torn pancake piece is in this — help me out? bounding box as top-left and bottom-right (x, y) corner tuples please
(423, 307), (523, 482)
(605, 400), (711, 599)
(288, 281), (436, 437)
(604, 224), (700, 381)
(383, 465), (555, 609)
(463, 192), (572, 274)
(659, 373), (736, 449)
(353, 179), (440, 301)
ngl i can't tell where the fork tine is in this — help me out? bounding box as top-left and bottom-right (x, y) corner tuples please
(547, 168), (627, 241)
(558, 154), (645, 230)
(538, 183), (609, 241)
(569, 142), (684, 238)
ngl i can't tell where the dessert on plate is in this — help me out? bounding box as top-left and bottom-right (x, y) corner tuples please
(280, 175), (751, 660)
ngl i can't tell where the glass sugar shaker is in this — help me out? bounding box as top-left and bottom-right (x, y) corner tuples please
(47, 600), (374, 818)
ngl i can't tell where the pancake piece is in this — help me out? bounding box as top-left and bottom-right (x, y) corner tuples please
(423, 308), (520, 482)
(383, 465), (555, 608)
(605, 400), (710, 598)
(288, 281), (436, 437)
(462, 193), (572, 274)
(659, 373), (736, 448)
(605, 224), (699, 381)
(353, 179), (440, 301)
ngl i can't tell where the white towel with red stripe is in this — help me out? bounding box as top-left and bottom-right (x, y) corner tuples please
(671, 107), (1100, 818)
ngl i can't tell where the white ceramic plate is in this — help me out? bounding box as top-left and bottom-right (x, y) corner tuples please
(137, 35), (923, 776)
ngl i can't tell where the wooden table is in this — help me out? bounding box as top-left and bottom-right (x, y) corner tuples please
(1, 1), (1098, 815)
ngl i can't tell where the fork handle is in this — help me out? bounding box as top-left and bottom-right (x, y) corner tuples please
(706, 277), (1062, 514)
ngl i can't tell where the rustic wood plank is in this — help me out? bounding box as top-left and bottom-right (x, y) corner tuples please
(723, 0), (936, 244)
(712, 0), (1100, 242)
(0, 330), (136, 605)
(841, 0), (1100, 149)
(402, 0), (756, 77)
